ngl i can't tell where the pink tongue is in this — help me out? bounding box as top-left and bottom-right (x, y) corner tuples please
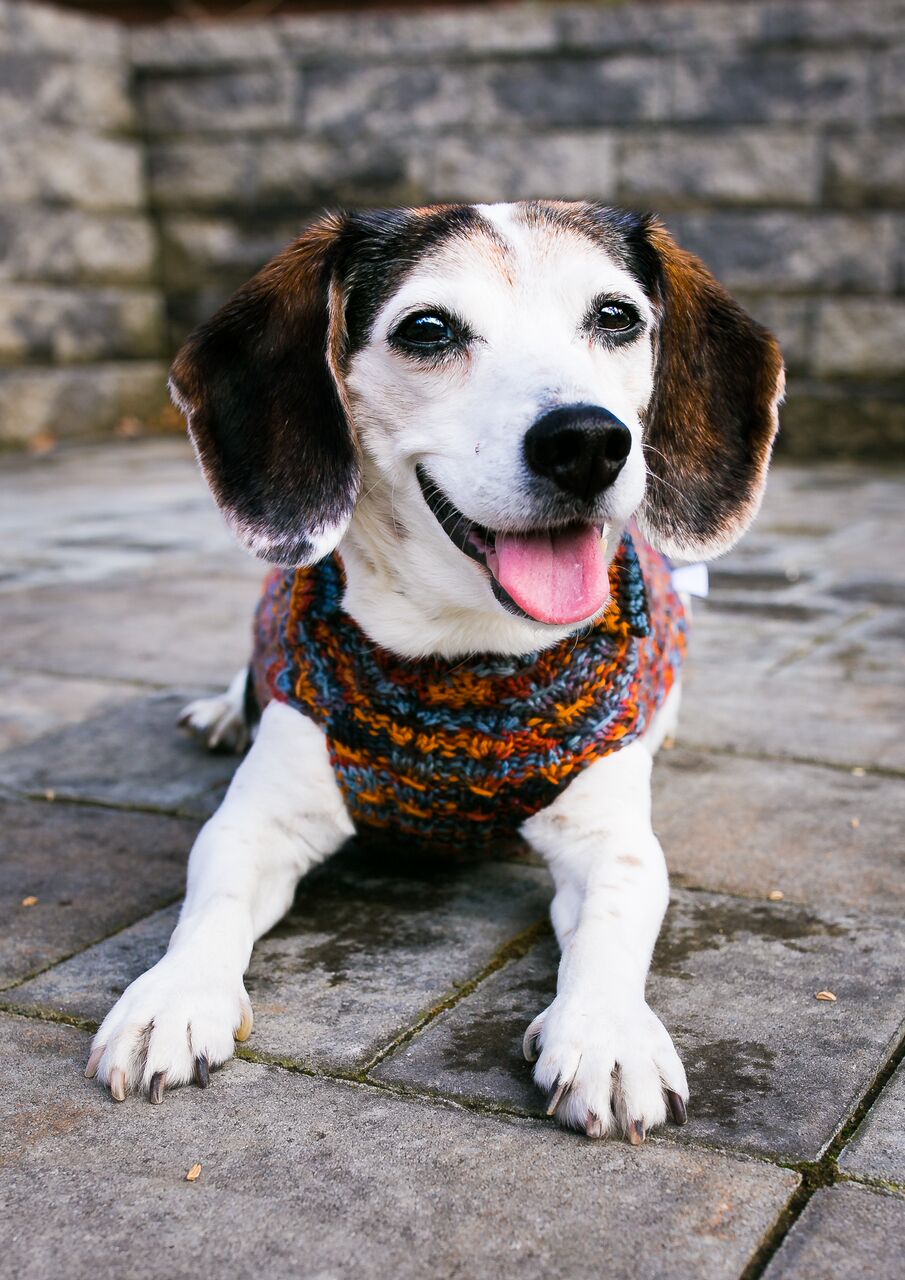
(489, 526), (610, 625)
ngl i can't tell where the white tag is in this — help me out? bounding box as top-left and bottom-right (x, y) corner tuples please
(670, 562), (709, 598)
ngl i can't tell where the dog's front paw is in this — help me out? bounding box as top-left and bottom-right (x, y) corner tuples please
(85, 950), (253, 1104)
(523, 995), (688, 1143)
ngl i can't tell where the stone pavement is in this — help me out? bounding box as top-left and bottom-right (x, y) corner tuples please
(1, 439), (903, 1279)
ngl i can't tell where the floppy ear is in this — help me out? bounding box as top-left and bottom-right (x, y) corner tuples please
(636, 220), (785, 560)
(169, 212), (358, 566)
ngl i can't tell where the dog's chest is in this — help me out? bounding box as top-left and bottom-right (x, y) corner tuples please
(251, 536), (686, 844)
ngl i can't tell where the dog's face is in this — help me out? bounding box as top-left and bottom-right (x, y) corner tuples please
(171, 202), (784, 644)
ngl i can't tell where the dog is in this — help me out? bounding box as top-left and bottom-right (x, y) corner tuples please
(85, 201), (783, 1142)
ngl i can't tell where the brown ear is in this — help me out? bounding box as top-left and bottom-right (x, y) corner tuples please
(169, 213), (358, 566)
(636, 220), (785, 560)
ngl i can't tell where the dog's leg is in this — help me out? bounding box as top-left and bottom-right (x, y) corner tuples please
(178, 666), (253, 753)
(520, 740), (688, 1142)
(86, 701), (353, 1102)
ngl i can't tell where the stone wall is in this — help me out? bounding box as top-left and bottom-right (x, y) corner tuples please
(0, 0), (169, 443)
(1, 0), (903, 454)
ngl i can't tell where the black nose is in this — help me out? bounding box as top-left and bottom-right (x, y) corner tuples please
(523, 404), (632, 503)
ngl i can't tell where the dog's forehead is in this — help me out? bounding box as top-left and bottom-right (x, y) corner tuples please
(343, 201), (654, 348)
(431, 209), (636, 291)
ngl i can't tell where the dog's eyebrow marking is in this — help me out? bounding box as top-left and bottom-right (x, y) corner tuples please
(342, 205), (511, 355)
(513, 200), (661, 298)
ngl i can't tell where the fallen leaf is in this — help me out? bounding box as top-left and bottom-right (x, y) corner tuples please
(21, 896), (39, 907)
(185, 1162), (202, 1182)
(851, 767), (866, 777)
(26, 431), (58, 456)
(768, 890), (784, 902)
(850, 817), (860, 829)
(815, 991), (837, 1002)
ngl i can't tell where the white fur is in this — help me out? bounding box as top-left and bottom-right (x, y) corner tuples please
(88, 703), (352, 1098)
(521, 737), (687, 1136)
(179, 667), (251, 753)
(92, 207), (695, 1138)
(342, 209), (655, 659)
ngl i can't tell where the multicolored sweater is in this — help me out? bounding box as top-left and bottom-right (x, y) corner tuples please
(251, 533), (687, 845)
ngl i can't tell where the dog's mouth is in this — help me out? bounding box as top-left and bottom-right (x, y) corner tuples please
(416, 465), (611, 626)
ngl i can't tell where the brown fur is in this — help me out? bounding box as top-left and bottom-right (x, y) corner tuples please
(638, 220), (785, 558)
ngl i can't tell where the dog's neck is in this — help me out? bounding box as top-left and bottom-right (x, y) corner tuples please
(339, 500), (589, 661)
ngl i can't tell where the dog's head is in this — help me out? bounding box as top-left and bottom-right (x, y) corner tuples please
(171, 201), (783, 644)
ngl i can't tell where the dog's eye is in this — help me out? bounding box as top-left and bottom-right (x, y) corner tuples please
(595, 301), (641, 333)
(393, 312), (455, 349)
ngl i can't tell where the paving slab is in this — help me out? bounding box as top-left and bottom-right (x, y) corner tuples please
(0, 668), (146, 750)
(654, 746), (905, 915)
(0, 693), (238, 817)
(12, 843), (551, 1072)
(0, 1015), (798, 1280)
(672, 465), (905, 773)
(682, 615), (905, 772)
(0, 797), (198, 989)
(762, 1184), (905, 1280)
(839, 1060), (905, 1187)
(374, 888), (905, 1162)
(0, 571), (261, 689)
(0, 437), (255, 592)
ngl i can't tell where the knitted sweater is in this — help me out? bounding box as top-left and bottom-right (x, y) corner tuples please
(251, 532), (687, 844)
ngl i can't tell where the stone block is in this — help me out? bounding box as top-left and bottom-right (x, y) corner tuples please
(665, 211), (897, 293)
(0, 55), (132, 132)
(0, 692), (240, 816)
(557, 1), (758, 53)
(618, 129), (821, 207)
(279, 6), (561, 60)
(0, 433), (257, 588)
(301, 62), (492, 137)
(487, 56), (669, 128)
(158, 215), (299, 290)
(672, 50), (870, 124)
(813, 299), (905, 376)
(754, 0), (905, 45)
(763, 1185), (905, 1280)
(0, 209), (156, 286)
(840, 1061), (905, 1185)
(825, 130), (905, 208)
(839, 1059), (905, 1187)
(0, 361), (168, 444)
(0, 669), (144, 752)
(654, 748), (905, 916)
(0, 131), (144, 209)
(375, 889), (905, 1161)
(131, 5), (560, 68)
(406, 130), (618, 203)
(0, 0), (122, 60)
(876, 43), (905, 118)
(148, 136), (408, 211)
(0, 1017), (797, 1280)
(733, 294), (813, 373)
(129, 18), (284, 68)
(137, 66), (295, 135)
(778, 380), (905, 461)
(0, 286), (164, 364)
(0, 797), (197, 987)
(683, 593), (905, 771)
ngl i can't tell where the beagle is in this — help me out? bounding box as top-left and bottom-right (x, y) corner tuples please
(86, 201), (783, 1142)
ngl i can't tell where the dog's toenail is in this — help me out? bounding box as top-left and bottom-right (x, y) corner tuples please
(666, 1090), (688, 1125)
(149, 1071), (166, 1105)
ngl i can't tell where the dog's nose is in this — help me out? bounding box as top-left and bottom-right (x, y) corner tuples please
(523, 405), (632, 503)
